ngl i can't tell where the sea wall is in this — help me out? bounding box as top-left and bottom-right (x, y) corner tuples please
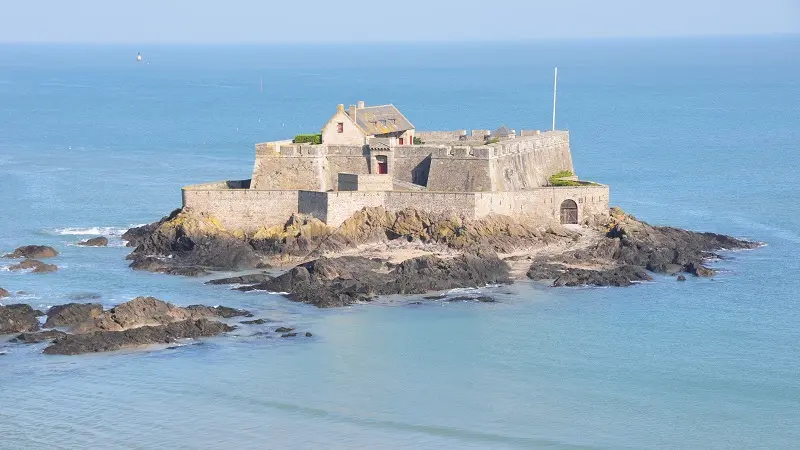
(474, 185), (609, 225)
(182, 182), (299, 231)
(490, 131), (574, 190)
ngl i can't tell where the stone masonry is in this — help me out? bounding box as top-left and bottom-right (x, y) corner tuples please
(182, 102), (609, 232)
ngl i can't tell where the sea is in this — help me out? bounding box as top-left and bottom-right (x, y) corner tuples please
(0, 37), (798, 449)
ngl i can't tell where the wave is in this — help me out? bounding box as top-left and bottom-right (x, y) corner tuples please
(50, 226), (131, 237)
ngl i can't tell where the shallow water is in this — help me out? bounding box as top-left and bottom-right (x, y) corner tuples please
(1, 38), (799, 449)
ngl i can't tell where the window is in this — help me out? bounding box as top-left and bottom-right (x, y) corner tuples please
(399, 137), (404, 145)
(337, 122), (343, 133)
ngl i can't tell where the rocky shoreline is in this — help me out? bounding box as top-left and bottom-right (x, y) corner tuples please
(0, 206), (761, 355)
(122, 206), (760, 306)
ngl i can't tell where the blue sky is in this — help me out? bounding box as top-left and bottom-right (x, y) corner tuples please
(1, 0), (798, 43)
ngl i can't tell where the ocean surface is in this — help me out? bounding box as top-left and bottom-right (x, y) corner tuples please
(0, 37), (798, 449)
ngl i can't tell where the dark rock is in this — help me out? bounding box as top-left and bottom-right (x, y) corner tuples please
(43, 319), (234, 355)
(129, 256), (210, 277)
(685, 262), (716, 277)
(305, 332), (312, 337)
(0, 287), (9, 298)
(447, 295), (496, 303)
(11, 330), (67, 344)
(275, 327), (294, 333)
(280, 333), (297, 338)
(677, 275), (687, 281)
(528, 262), (652, 287)
(240, 318), (267, 325)
(77, 236), (108, 247)
(68, 292), (102, 301)
(4, 245), (58, 259)
(44, 303), (103, 328)
(256, 262), (273, 269)
(206, 273), (272, 285)
(9, 259), (58, 273)
(0, 304), (40, 334)
(422, 294), (448, 300)
(184, 304), (252, 318)
(241, 252), (511, 308)
(68, 297), (250, 333)
(124, 209), (260, 272)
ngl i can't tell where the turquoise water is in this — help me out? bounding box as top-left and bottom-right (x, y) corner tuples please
(1, 37), (799, 449)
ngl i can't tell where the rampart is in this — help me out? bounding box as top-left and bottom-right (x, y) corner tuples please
(182, 180), (608, 231)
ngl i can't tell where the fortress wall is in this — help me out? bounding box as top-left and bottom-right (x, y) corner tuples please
(324, 191), (387, 226)
(417, 130), (467, 142)
(390, 148), (435, 185)
(182, 187), (299, 231)
(490, 132), (574, 190)
(251, 155), (327, 190)
(385, 192), (477, 219)
(298, 190), (328, 222)
(474, 185), (609, 225)
(325, 154), (371, 188)
(426, 148), (494, 191)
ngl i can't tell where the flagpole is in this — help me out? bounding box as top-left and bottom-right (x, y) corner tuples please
(552, 66), (558, 131)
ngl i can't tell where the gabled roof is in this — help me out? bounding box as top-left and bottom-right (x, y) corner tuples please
(346, 105), (414, 136)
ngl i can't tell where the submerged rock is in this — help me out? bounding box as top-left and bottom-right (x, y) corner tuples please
(11, 330), (67, 344)
(0, 287), (10, 298)
(43, 319), (234, 355)
(240, 318), (268, 325)
(677, 275), (687, 281)
(0, 304), (41, 334)
(77, 236), (108, 247)
(206, 273), (273, 285)
(44, 303), (103, 328)
(4, 245), (59, 259)
(129, 256), (210, 277)
(9, 259), (58, 273)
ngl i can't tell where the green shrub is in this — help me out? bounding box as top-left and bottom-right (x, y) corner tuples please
(486, 137), (500, 144)
(413, 136), (424, 145)
(294, 134), (322, 145)
(549, 170), (580, 186)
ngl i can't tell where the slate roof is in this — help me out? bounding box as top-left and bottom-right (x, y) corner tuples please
(346, 105), (414, 135)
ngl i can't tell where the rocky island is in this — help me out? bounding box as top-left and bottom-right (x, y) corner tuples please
(120, 101), (760, 307)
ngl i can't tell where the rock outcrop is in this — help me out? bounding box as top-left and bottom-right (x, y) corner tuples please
(238, 252), (511, 308)
(43, 319), (234, 355)
(44, 303), (103, 328)
(3, 245), (59, 259)
(77, 236), (108, 247)
(0, 287), (9, 298)
(0, 304), (42, 334)
(125, 209), (260, 273)
(9, 259), (58, 273)
(526, 208), (759, 287)
(70, 297), (250, 333)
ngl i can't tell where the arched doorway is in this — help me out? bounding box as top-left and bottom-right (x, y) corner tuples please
(560, 199), (578, 224)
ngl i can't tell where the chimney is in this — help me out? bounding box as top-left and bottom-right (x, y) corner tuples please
(337, 104), (344, 111)
(357, 100), (365, 109)
(348, 104), (356, 118)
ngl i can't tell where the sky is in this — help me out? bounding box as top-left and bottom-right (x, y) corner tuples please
(1, 0), (798, 43)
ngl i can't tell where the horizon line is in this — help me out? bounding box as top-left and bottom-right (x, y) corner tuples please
(1, 32), (797, 46)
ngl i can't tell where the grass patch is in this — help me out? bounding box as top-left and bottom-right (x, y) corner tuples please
(294, 134), (322, 145)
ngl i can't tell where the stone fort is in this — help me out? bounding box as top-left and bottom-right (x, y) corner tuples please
(182, 101), (609, 231)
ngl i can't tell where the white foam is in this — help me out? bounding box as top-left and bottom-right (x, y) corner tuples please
(50, 226), (130, 237)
